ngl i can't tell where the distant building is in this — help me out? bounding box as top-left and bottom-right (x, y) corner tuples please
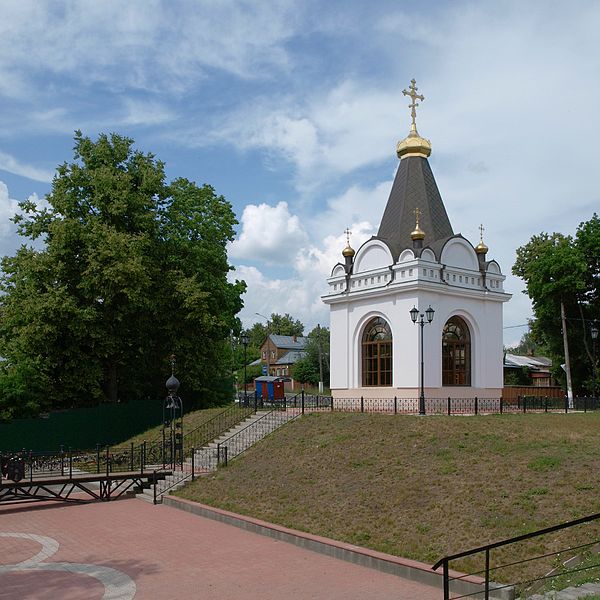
(259, 334), (308, 389)
(504, 353), (554, 387)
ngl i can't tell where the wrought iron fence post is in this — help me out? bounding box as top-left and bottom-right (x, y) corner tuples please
(301, 389), (305, 414)
(447, 397), (451, 416)
(475, 396), (478, 415)
(192, 447), (195, 482)
(523, 397), (527, 413)
(584, 396), (587, 413)
(545, 396), (548, 413)
(69, 447), (73, 479)
(105, 445), (110, 476)
(60, 445), (65, 476)
(394, 396), (398, 414)
(361, 396), (364, 413)
(485, 548), (490, 600)
(153, 470), (157, 505)
(331, 396), (334, 412)
(443, 559), (450, 600)
(224, 445), (228, 467)
(29, 450), (33, 482)
(517, 395), (521, 410)
(565, 396), (568, 413)
(217, 443), (221, 466)
(254, 391), (258, 412)
(500, 397), (503, 414)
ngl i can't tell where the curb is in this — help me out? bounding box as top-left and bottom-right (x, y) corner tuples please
(163, 495), (514, 599)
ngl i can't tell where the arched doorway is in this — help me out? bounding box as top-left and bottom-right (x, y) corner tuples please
(442, 316), (471, 386)
(361, 317), (392, 386)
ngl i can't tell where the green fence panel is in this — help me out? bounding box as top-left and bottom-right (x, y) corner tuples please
(0, 399), (165, 452)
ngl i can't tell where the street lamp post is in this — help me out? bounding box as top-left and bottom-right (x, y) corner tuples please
(410, 305), (435, 415)
(591, 322), (598, 398)
(255, 312), (271, 376)
(240, 333), (249, 405)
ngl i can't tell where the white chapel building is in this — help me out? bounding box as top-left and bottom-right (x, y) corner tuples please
(322, 80), (511, 402)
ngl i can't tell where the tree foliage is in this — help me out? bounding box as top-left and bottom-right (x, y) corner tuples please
(294, 325), (330, 386)
(512, 214), (600, 394)
(0, 132), (245, 418)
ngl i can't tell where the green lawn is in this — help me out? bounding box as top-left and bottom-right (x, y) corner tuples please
(176, 411), (600, 587)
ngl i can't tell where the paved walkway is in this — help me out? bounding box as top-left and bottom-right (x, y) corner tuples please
(0, 497), (441, 599)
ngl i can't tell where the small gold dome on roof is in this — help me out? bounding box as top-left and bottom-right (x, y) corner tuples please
(411, 207), (425, 240)
(342, 244), (356, 258)
(342, 227), (355, 257)
(475, 224), (489, 254)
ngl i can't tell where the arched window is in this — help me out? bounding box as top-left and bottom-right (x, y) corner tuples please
(442, 316), (471, 386)
(362, 317), (392, 387)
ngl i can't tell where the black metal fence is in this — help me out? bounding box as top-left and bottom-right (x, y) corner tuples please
(433, 512), (600, 599)
(0, 441), (166, 484)
(284, 395), (600, 416)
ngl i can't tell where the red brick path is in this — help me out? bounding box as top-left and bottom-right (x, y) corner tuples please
(0, 498), (441, 599)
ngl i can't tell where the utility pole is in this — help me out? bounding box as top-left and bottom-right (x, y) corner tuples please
(317, 323), (324, 394)
(561, 299), (574, 408)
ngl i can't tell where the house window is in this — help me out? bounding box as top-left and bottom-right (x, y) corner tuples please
(271, 351), (275, 359)
(262, 351), (266, 360)
(361, 317), (392, 387)
(442, 316), (471, 386)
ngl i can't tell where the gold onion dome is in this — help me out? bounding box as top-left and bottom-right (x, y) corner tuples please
(411, 207), (425, 240)
(397, 78), (432, 159)
(411, 223), (425, 241)
(342, 228), (355, 257)
(397, 127), (432, 159)
(475, 224), (489, 254)
(342, 243), (355, 258)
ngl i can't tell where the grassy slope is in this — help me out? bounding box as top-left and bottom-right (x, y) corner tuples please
(177, 412), (600, 584)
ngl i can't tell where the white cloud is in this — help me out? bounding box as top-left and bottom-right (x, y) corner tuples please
(0, 151), (54, 183)
(0, 0), (299, 99)
(229, 201), (308, 265)
(0, 181), (45, 256)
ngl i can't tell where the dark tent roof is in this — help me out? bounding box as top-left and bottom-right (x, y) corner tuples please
(374, 156), (454, 261)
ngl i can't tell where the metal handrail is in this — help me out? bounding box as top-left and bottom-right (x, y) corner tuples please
(433, 512), (600, 600)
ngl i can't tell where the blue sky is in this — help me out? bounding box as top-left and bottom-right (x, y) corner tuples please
(1, 0), (599, 345)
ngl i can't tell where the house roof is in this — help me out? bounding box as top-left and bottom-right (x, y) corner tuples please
(374, 156), (454, 260)
(275, 350), (307, 365)
(267, 334), (309, 350)
(504, 353), (552, 371)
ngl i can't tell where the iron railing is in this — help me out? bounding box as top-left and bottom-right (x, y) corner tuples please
(301, 396), (600, 416)
(433, 512), (600, 599)
(0, 441), (166, 484)
(182, 403), (255, 457)
(214, 407), (302, 466)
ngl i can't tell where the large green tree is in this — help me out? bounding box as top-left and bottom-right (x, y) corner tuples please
(513, 214), (600, 395)
(0, 132), (245, 419)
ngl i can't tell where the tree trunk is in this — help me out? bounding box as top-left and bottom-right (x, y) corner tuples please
(105, 359), (119, 403)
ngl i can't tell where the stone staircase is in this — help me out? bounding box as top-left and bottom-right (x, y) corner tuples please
(136, 409), (299, 503)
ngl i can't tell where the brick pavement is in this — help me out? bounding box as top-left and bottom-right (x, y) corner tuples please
(0, 497), (442, 599)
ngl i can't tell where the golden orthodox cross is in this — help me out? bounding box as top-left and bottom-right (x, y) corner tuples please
(344, 228), (352, 245)
(479, 224), (485, 242)
(402, 79), (425, 129)
(413, 207), (422, 227)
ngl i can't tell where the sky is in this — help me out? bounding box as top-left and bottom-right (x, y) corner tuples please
(1, 0), (599, 346)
